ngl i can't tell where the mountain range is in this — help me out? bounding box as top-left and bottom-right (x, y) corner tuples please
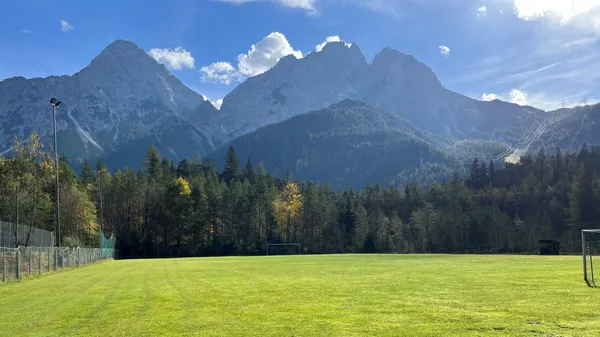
(0, 39), (597, 188)
(0, 40), (221, 169)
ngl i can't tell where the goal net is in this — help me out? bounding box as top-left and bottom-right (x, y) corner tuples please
(266, 243), (301, 256)
(582, 229), (600, 287)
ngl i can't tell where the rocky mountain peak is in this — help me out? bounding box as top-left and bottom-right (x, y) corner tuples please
(0, 39), (218, 167)
(370, 47), (442, 89)
(316, 41), (366, 64)
(216, 41), (372, 139)
(84, 39), (158, 72)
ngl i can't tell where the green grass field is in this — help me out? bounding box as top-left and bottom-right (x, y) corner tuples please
(0, 255), (598, 336)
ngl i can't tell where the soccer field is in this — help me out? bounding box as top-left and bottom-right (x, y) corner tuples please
(0, 255), (598, 336)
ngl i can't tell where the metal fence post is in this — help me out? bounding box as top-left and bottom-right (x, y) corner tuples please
(47, 247), (51, 272)
(54, 249), (58, 270)
(39, 248), (42, 274)
(28, 249), (32, 275)
(16, 249), (21, 280)
(2, 248), (5, 282)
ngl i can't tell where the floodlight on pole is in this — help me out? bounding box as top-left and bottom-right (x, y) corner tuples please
(50, 97), (61, 247)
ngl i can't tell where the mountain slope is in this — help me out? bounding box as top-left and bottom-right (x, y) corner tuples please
(215, 42), (544, 145)
(527, 103), (600, 153)
(209, 100), (454, 189)
(0, 40), (220, 167)
(216, 42), (370, 140)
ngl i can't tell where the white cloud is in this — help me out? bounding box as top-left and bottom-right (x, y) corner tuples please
(481, 93), (499, 101)
(238, 32), (303, 76)
(202, 95), (224, 110)
(315, 35), (352, 52)
(60, 20), (73, 32)
(21, 29), (33, 34)
(200, 32), (302, 84)
(512, 0), (600, 26)
(148, 47), (195, 70)
(214, 99), (224, 110)
(509, 89), (528, 105)
(477, 5), (487, 17)
(439, 45), (451, 57)
(218, 0), (316, 12)
(200, 62), (241, 85)
(479, 89), (528, 105)
(316, 36), (340, 52)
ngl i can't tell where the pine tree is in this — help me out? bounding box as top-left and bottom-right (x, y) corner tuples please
(243, 158), (255, 182)
(538, 149), (547, 183)
(478, 161), (488, 188)
(96, 159), (106, 174)
(143, 146), (161, 181)
(353, 203), (368, 252)
(469, 159), (480, 189)
(176, 159), (190, 178)
(566, 164), (594, 224)
(553, 147), (562, 184)
(488, 160), (495, 186)
(223, 146), (240, 183)
(255, 162), (266, 176)
(80, 159), (93, 185)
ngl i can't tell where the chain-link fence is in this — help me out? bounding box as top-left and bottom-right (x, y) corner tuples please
(0, 221), (55, 248)
(1, 246), (115, 282)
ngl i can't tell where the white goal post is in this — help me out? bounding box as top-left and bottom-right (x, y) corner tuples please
(266, 243), (301, 255)
(582, 229), (600, 287)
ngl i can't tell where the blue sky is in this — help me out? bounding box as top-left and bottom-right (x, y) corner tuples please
(1, 0), (599, 111)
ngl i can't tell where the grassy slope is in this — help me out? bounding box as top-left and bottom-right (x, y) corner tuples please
(0, 255), (598, 337)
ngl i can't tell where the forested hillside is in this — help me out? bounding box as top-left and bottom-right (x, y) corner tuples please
(2, 130), (600, 257)
(531, 103), (600, 152)
(209, 100), (454, 190)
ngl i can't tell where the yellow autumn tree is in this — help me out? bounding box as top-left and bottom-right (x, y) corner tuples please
(176, 177), (192, 196)
(273, 181), (302, 240)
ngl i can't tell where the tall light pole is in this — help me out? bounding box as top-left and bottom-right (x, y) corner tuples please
(97, 169), (104, 233)
(50, 98), (61, 247)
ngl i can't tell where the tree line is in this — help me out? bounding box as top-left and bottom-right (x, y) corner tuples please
(1, 132), (599, 257)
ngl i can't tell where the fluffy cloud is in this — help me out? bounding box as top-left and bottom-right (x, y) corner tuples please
(512, 0), (600, 25)
(60, 20), (73, 32)
(509, 89), (528, 105)
(480, 90), (528, 105)
(218, 0), (316, 11)
(200, 62), (241, 85)
(439, 45), (451, 57)
(200, 32), (302, 85)
(481, 93), (499, 101)
(315, 36), (352, 52)
(148, 47), (195, 70)
(316, 36), (341, 52)
(21, 29), (33, 34)
(238, 32), (303, 76)
(477, 5), (487, 17)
